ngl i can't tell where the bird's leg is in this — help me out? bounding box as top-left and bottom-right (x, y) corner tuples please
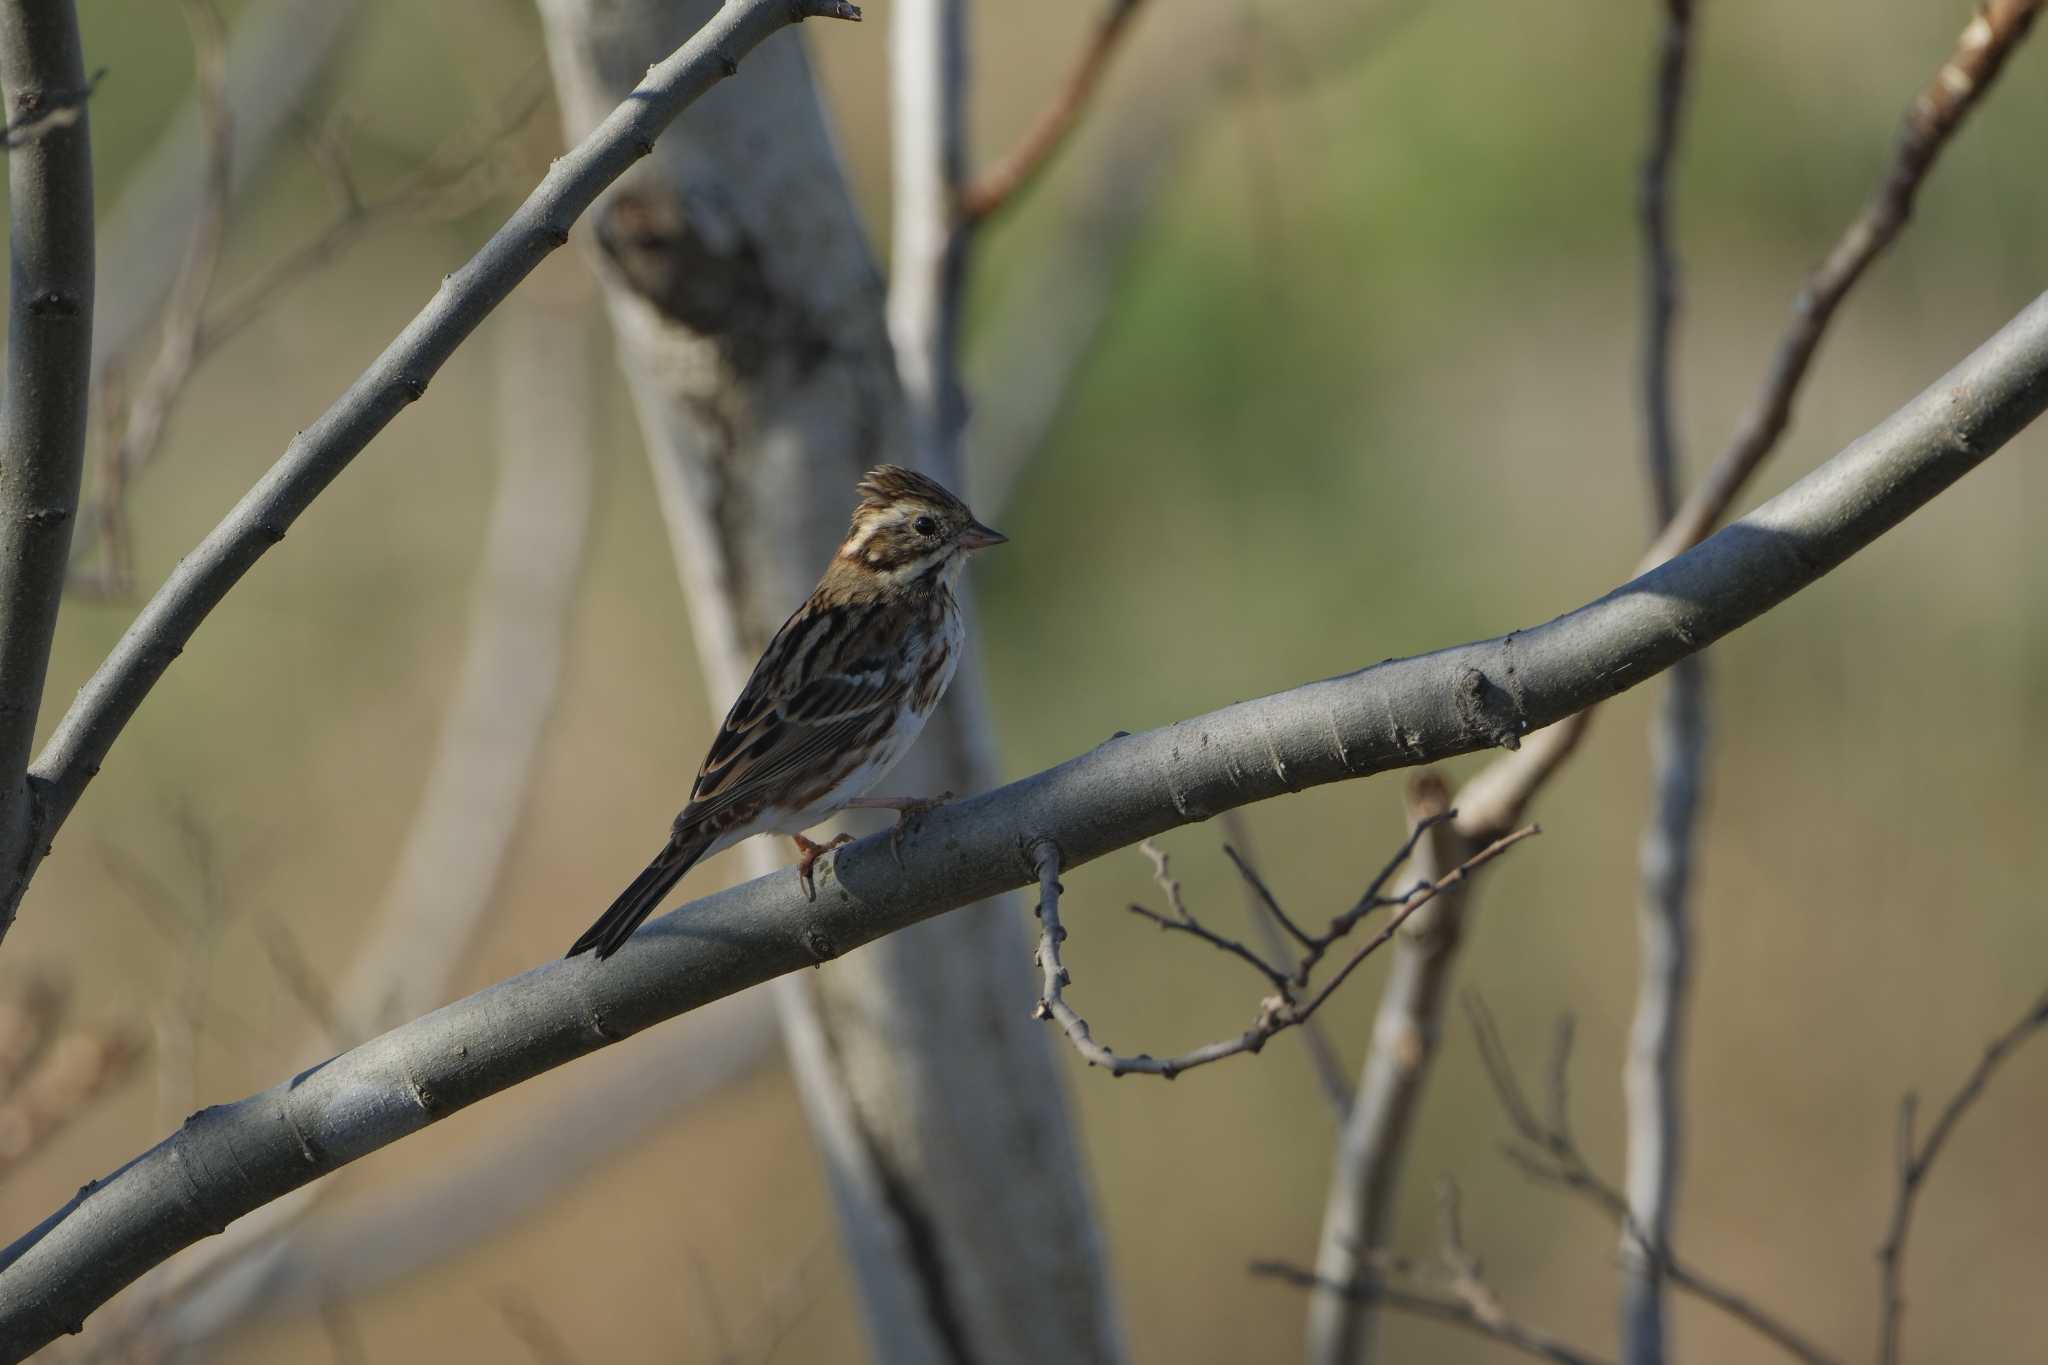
(842, 792), (955, 865)
(792, 832), (856, 902)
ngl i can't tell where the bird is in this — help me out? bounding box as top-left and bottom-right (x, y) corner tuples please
(566, 465), (1008, 961)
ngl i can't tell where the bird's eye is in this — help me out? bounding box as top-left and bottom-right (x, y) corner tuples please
(913, 515), (938, 537)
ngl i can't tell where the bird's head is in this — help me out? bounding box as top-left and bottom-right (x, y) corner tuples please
(837, 465), (1007, 588)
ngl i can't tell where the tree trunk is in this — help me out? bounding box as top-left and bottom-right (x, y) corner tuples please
(536, 5), (1125, 1362)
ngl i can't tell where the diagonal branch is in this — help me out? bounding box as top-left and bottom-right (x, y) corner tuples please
(1256, 1179), (1616, 1365)
(69, 0), (231, 601)
(0, 0), (95, 943)
(0, 289), (2045, 1357)
(1648, 0), (2043, 569)
(956, 0), (1149, 224)
(9, 0), (862, 926)
(1876, 986), (2048, 1365)
(1306, 12), (2046, 1355)
(1467, 997), (1840, 1365)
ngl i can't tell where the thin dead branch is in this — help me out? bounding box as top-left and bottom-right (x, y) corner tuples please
(1254, 1179), (1615, 1365)
(197, 72), (550, 358)
(1625, 5), (1700, 1359)
(1467, 996), (1840, 1365)
(1876, 986), (2048, 1365)
(1027, 823), (1536, 1080)
(1219, 809), (1353, 1118)
(1650, 0), (2043, 568)
(957, 0), (1150, 224)
(72, 0), (232, 599)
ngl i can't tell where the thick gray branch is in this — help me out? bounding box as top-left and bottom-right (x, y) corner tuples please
(0, 288), (2044, 1361)
(16, 0), (859, 914)
(0, 0), (93, 938)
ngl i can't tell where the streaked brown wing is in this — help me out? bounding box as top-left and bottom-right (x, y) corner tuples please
(675, 601), (912, 836)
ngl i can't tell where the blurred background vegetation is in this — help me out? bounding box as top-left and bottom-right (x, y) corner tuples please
(3, 0), (2045, 1359)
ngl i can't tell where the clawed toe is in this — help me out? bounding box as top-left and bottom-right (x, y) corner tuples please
(793, 832), (856, 902)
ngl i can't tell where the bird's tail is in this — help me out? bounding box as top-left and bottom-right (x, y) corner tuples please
(567, 834), (709, 960)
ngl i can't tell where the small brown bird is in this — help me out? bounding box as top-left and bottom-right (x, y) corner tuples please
(567, 466), (1007, 960)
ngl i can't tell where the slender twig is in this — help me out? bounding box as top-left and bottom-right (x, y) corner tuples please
(1255, 1181), (1616, 1365)
(75, 64), (550, 592)
(1309, 17), (2048, 1346)
(13, 0), (863, 923)
(1303, 772), (1471, 1362)
(1, 297), (2046, 1353)
(1467, 996), (1842, 1365)
(957, 0), (1149, 223)
(1223, 841), (1319, 953)
(196, 74), (550, 358)
(1029, 827), (1536, 1081)
(1127, 841), (1291, 991)
(90, 0), (361, 395)
(1220, 810), (1354, 1118)
(1876, 986), (2048, 1365)
(70, 0), (231, 600)
(0, 0), (96, 943)
(1624, 6), (1699, 1361)
(1648, 0), (2044, 569)
(1638, 0), (1690, 525)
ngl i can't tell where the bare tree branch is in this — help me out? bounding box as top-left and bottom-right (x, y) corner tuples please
(1623, 4), (1698, 1359)
(0, 290), (2045, 1357)
(1304, 12), (2046, 1348)
(1638, 0), (1690, 528)
(1648, 0), (2043, 568)
(887, 0), (969, 463)
(1257, 1180), (1616, 1365)
(1303, 771), (1471, 1361)
(75, 65), (553, 594)
(1877, 986), (2048, 1365)
(1468, 997), (1841, 1365)
(89, 0), (360, 388)
(150, 991), (777, 1344)
(7, 0), (862, 934)
(69, 0), (231, 601)
(957, 0), (1149, 224)
(0, 0), (95, 944)
(1026, 827), (1535, 1080)
(1219, 811), (1355, 1118)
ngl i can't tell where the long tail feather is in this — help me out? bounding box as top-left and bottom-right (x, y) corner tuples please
(568, 835), (709, 960)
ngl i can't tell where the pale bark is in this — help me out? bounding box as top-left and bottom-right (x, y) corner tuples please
(535, 3), (1125, 1361)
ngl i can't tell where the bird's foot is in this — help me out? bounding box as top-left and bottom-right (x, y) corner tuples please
(792, 832), (856, 902)
(843, 792), (955, 866)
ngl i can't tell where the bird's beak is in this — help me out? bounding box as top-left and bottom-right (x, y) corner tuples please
(957, 519), (1008, 551)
